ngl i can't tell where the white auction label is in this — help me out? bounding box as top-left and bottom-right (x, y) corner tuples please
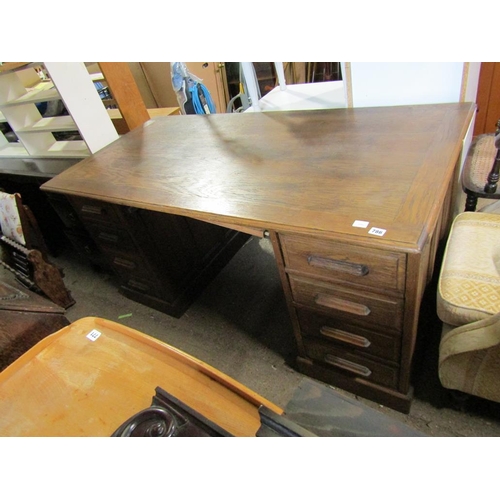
(368, 227), (387, 237)
(86, 329), (102, 341)
(352, 220), (370, 228)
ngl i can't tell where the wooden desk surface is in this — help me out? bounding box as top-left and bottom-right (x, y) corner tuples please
(42, 103), (475, 251)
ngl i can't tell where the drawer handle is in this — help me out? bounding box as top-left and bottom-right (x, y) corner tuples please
(81, 205), (106, 216)
(113, 257), (136, 270)
(98, 232), (119, 243)
(127, 279), (149, 292)
(308, 255), (369, 276)
(320, 326), (371, 348)
(315, 293), (371, 316)
(324, 354), (372, 377)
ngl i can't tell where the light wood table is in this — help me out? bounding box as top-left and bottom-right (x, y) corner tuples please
(0, 317), (281, 436)
(42, 103), (475, 412)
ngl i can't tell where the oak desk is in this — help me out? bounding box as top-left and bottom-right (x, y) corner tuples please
(42, 103), (475, 412)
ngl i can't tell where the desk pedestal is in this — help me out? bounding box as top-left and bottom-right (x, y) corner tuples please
(48, 194), (250, 317)
(270, 219), (448, 414)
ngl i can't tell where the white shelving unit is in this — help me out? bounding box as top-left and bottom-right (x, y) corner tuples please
(0, 62), (119, 159)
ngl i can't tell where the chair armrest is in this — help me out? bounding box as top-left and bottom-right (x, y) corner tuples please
(439, 312), (500, 362)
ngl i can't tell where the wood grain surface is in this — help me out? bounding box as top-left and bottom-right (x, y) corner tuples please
(42, 103), (475, 251)
(39, 103), (475, 412)
(0, 317), (282, 436)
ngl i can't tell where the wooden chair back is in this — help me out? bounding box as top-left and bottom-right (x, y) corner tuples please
(0, 191), (74, 309)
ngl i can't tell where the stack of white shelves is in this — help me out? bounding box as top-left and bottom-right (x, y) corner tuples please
(0, 62), (118, 160)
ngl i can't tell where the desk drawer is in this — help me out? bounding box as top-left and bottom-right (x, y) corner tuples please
(84, 223), (137, 252)
(289, 275), (403, 332)
(297, 309), (401, 363)
(122, 276), (161, 297)
(101, 248), (156, 282)
(281, 235), (405, 293)
(70, 197), (122, 226)
(303, 337), (399, 389)
(64, 229), (111, 270)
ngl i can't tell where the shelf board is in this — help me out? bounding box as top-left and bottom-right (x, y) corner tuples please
(0, 140), (88, 159)
(0, 142), (29, 157)
(0, 111), (6, 123)
(44, 140), (89, 157)
(16, 115), (79, 133)
(90, 72), (105, 82)
(0, 82), (60, 107)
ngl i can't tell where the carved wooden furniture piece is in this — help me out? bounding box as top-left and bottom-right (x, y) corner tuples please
(0, 273), (69, 371)
(42, 104), (475, 412)
(0, 191), (74, 308)
(462, 120), (500, 211)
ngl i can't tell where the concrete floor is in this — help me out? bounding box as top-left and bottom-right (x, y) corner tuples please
(49, 233), (500, 438)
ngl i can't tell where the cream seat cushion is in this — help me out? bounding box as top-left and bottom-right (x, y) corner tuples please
(0, 192), (25, 246)
(437, 212), (500, 326)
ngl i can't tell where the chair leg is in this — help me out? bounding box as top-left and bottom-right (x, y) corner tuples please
(464, 192), (478, 212)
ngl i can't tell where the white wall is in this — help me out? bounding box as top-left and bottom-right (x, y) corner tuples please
(347, 62), (468, 107)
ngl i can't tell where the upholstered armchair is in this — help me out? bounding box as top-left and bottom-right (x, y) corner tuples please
(436, 211), (500, 403)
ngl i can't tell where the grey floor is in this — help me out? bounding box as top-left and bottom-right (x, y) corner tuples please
(47, 233), (500, 438)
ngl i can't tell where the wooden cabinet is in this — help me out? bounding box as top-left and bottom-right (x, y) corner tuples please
(88, 62), (180, 135)
(49, 193), (250, 317)
(0, 62), (118, 159)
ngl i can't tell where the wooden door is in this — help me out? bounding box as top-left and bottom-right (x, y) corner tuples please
(474, 62), (500, 135)
(137, 62), (228, 113)
(188, 62), (228, 113)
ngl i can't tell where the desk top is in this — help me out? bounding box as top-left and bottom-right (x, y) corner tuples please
(42, 103), (475, 251)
